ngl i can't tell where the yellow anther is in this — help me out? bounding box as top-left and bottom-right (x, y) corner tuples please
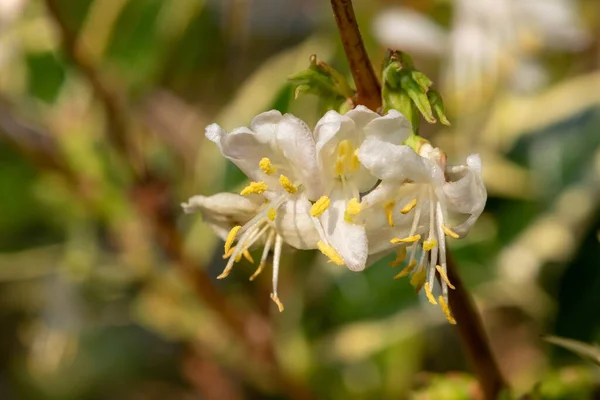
(400, 199), (417, 214)
(442, 224), (460, 239)
(390, 234), (421, 244)
(394, 260), (417, 279)
(279, 175), (297, 194)
(270, 293), (285, 312)
(384, 200), (395, 227)
(423, 239), (438, 251)
(349, 149), (360, 172)
(242, 249), (254, 264)
(317, 241), (345, 265)
(389, 247), (407, 267)
(234, 252), (242, 262)
(249, 262), (265, 281)
(259, 157), (277, 175)
(438, 296), (457, 324)
(435, 265), (456, 290)
(337, 139), (352, 157)
(346, 198), (361, 215)
(268, 207), (277, 221)
(224, 225), (241, 254)
(410, 268), (427, 291)
(424, 282), (438, 305)
(240, 181), (268, 196)
(334, 159), (345, 176)
(222, 246), (236, 259)
(310, 196), (331, 217)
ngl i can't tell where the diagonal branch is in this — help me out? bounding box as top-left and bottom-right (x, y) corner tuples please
(330, 0), (381, 111)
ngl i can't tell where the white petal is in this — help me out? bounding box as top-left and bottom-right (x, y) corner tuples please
(373, 8), (448, 56)
(181, 192), (262, 240)
(275, 195), (320, 250)
(249, 109), (283, 142)
(358, 139), (432, 183)
(344, 105), (380, 130)
(363, 109), (412, 145)
(443, 154), (487, 235)
(207, 123), (268, 182)
(318, 186), (368, 271)
(275, 114), (322, 198)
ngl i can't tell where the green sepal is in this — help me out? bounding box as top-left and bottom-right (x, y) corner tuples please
(428, 89), (451, 126)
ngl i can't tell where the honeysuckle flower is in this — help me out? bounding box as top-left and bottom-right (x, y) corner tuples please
(308, 105), (412, 271)
(358, 138), (487, 323)
(182, 110), (323, 311)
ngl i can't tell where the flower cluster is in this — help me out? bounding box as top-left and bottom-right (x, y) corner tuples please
(182, 106), (486, 322)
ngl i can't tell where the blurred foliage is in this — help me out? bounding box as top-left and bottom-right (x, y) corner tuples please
(0, 0), (600, 399)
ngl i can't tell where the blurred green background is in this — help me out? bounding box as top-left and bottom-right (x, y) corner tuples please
(1, 0), (600, 399)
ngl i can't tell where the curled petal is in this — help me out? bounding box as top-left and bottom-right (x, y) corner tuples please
(362, 109), (412, 145)
(181, 193), (262, 240)
(316, 187), (368, 271)
(444, 154), (487, 235)
(358, 138), (432, 183)
(275, 195), (320, 250)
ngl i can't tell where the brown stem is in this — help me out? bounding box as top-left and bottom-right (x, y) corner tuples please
(330, 0), (381, 111)
(446, 254), (508, 399)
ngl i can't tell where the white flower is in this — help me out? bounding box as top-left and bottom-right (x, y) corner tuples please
(373, 0), (589, 94)
(358, 138), (487, 323)
(182, 110), (323, 311)
(308, 106), (412, 271)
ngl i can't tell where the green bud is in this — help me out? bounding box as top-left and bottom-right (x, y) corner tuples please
(381, 49), (451, 133)
(288, 54), (355, 111)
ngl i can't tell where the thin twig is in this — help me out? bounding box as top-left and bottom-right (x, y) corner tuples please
(43, 0), (133, 162)
(446, 254), (508, 399)
(330, 0), (381, 111)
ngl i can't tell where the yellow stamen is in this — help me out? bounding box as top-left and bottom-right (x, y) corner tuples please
(442, 224), (460, 239)
(346, 198), (361, 215)
(249, 262), (265, 281)
(424, 282), (438, 304)
(240, 181), (268, 196)
(259, 157), (277, 175)
(310, 196), (330, 217)
(384, 200), (395, 227)
(243, 249), (254, 264)
(390, 234), (421, 244)
(349, 149), (360, 172)
(423, 239), (438, 251)
(389, 247), (407, 267)
(400, 199), (417, 214)
(438, 296), (457, 324)
(410, 268), (427, 291)
(270, 293), (285, 312)
(224, 226), (241, 254)
(317, 241), (345, 265)
(234, 252), (242, 262)
(394, 260), (417, 279)
(334, 159), (344, 176)
(268, 208), (277, 221)
(435, 265), (456, 290)
(338, 139), (352, 157)
(279, 175), (297, 194)
(223, 246), (236, 259)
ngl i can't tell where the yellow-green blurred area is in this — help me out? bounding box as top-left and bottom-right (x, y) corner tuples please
(1, 0), (600, 399)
